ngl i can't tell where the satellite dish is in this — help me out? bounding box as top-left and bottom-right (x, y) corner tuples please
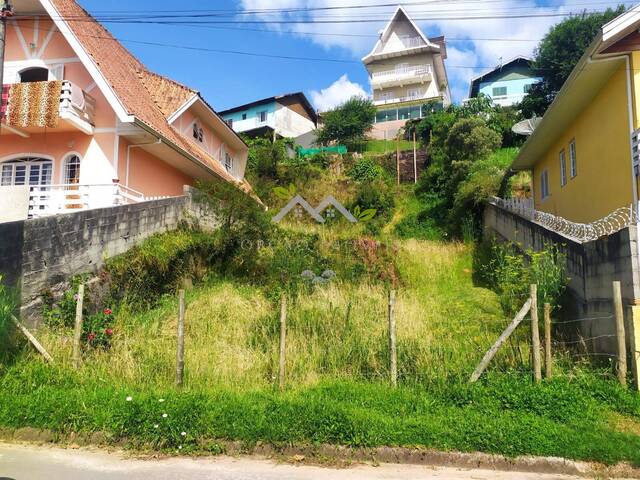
(512, 117), (542, 136)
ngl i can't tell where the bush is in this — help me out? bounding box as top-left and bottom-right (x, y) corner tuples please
(445, 117), (502, 166)
(316, 97), (376, 151)
(474, 240), (568, 316)
(348, 158), (386, 182)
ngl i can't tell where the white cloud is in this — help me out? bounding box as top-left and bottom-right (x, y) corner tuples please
(310, 74), (368, 112)
(240, 1), (624, 102)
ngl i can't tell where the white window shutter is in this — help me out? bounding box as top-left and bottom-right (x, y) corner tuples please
(3, 65), (20, 83)
(48, 64), (64, 81)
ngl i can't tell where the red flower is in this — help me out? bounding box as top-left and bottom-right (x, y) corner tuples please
(103, 308), (112, 315)
(105, 328), (113, 336)
(87, 332), (97, 342)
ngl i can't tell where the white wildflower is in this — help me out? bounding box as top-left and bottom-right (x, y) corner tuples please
(126, 396), (133, 402)
(181, 432), (186, 436)
(162, 413), (168, 418)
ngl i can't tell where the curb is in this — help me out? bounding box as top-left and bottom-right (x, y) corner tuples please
(2, 429), (639, 478)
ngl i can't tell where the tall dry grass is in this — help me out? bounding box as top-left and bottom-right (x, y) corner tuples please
(35, 240), (528, 391)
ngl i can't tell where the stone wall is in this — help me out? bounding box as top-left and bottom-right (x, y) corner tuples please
(483, 203), (640, 355)
(0, 186), (216, 325)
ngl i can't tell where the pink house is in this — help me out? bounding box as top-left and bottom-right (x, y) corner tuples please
(1, 0), (252, 221)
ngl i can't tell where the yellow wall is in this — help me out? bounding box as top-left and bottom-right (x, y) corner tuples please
(532, 65), (634, 223)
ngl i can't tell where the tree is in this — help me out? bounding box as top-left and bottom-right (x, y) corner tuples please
(316, 97), (376, 151)
(521, 6), (625, 118)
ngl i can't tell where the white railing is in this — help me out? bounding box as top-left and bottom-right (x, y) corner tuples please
(60, 80), (96, 126)
(373, 95), (426, 106)
(28, 183), (146, 218)
(372, 64), (432, 81)
(490, 196), (639, 243)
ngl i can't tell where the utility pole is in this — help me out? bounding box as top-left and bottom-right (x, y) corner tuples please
(0, 1), (14, 89)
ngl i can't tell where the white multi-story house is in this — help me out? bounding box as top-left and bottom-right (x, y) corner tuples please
(363, 6), (451, 140)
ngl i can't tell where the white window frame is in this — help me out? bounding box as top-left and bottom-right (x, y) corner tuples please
(407, 88), (422, 99)
(559, 150), (567, 187)
(540, 169), (550, 200)
(0, 156), (54, 187)
(569, 139), (577, 178)
(225, 153), (234, 174)
(492, 86), (507, 97)
(257, 111), (268, 125)
(63, 153), (82, 184)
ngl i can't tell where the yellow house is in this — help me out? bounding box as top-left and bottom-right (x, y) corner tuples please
(512, 5), (640, 224)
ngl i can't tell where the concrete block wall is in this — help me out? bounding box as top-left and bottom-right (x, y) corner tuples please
(0, 186), (217, 325)
(484, 203), (640, 355)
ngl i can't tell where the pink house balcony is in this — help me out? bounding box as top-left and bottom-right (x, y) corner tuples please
(0, 80), (96, 138)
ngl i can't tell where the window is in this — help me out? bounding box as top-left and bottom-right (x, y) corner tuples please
(569, 139), (577, 178)
(492, 86), (507, 97)
(558, 150), (568, 187)
(524, 83), (533, 94)
(192, 122), (203, 142)
(407, 88), (422, 99)
(257, 111), (268, 124)
(19, 67), (49, 83)
(399, 105), (422, 120)
(380, 91), (394, 101)
(64, 155), (81, 184)
(0, 158), (52, 186)
(225, 153), (234, 173)
(375, 109), (398, 123)
(559, 150), (567, 187)
(242, 113), (247, 120)
(226, 119), (233, 129)
(540, 169), (550, 200)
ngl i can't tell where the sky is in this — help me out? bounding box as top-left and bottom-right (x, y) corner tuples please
(77, 0), (634, 111)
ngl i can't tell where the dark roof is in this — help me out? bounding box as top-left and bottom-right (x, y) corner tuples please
(219, 92), (318, 124)
(468, 57), (538, 98)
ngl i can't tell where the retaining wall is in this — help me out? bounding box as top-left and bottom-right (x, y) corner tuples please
(483, 203), (640, 355)
(0, 186), (217, 326)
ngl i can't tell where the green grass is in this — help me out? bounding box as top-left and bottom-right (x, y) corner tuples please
(363, 139), (415, 155)
(1, 177), (639, 464)
(1, 364), (640, 464)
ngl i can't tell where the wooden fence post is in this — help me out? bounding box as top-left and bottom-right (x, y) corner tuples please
(279, 294), (287, 391)
(11, 315), (53, 363)
(176, 289), (186, 387)
(470, 298), (532, 383)
(530, 284), (542, 383)
(72, 284), (84, 369)
(613, 281), (627, 387)
(630, 306), (640, 391)
(388, 290), (398, 387)
(544, 303), (552, 379)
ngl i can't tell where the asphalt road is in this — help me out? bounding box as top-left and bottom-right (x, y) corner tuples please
(0, 443), (583, 480)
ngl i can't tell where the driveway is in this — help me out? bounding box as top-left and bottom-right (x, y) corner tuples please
(0, 443), (584, 480)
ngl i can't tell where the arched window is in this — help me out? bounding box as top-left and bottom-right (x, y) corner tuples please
(19, 67), (49, 83)
(63, 155), (81, 184)
(1, 157), (53, 186)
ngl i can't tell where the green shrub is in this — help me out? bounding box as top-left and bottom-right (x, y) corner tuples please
(445, 117), (502, 166)
(347, 158), (386, 182)
(474, 240), (568, 316)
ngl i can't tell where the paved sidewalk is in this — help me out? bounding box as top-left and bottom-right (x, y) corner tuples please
(0, 443), (586, 480)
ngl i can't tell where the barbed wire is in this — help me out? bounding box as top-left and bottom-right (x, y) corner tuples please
(552, 334), (616, 346)
(489, 197), (638, 244)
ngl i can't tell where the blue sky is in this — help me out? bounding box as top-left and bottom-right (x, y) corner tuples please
(78, 0), (633, 111)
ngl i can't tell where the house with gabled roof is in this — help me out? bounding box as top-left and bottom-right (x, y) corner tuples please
(362, 6), (451, 140)
(468, 56), (541, 107)
(1, 0), (253, 221)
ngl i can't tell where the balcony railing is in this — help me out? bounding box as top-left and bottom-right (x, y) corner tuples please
(28, 183), (148, 218)
(373, 95), (426, 106)
(60, 80), (96, 126)
(371, 65), (433, 89)
(1, 80), (96, 133)
(372, 64), (432, 80)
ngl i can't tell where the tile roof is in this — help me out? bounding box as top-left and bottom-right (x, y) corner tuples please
(48, 0), (253, 194)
